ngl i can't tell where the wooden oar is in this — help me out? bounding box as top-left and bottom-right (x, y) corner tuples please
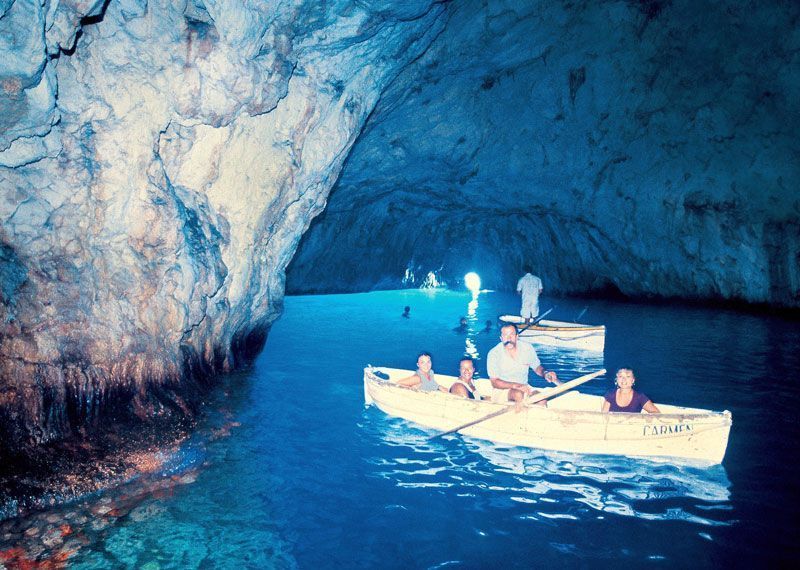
(429, 368), (606, 440)
(524, 368), (605, 404)
(515, 307), (554, 335)
(531, 306), (554, 326)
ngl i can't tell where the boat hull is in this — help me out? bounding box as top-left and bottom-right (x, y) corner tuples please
(364, 367), (732, 465)
(499, 315), (606, 352)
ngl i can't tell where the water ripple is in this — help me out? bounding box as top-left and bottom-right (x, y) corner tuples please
(365, 411), (733, 527)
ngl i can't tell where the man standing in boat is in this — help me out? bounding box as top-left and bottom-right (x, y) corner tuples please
(516, 266), (543, 323)
(487, 324), (561, 403)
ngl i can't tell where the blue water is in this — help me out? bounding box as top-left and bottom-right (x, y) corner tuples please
(3, 290), (799, 568)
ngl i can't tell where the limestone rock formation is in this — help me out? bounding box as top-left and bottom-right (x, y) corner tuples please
(287, 0), (800, 307)
(2, 0), (798, 461)
(0, 0), (446, 453)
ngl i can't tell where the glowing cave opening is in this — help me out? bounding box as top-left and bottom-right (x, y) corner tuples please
(464, 272), (481, 295)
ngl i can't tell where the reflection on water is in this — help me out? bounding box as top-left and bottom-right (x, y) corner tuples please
(464, 294), (480, 359)
(2, 289), (796, 567)
(464, 337), (478, 360)
(467, 296), (478, 317)
(366, 412), (732, 527)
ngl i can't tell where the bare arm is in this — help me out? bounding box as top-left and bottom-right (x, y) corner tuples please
(396, 373), (421, 389)
(490, 376), (534, 396)
(533, 365), (562, 385)
(601, 399), (610, 412)
(643, 400), (661, 413)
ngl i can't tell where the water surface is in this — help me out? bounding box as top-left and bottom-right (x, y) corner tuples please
(2, 290), (798, 568)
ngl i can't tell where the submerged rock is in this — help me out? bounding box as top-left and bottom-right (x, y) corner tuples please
(0, 1), (446, 452)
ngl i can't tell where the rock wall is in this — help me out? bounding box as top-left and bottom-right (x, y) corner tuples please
(287, 0), (800, 306)
(0, 0), (445, 452)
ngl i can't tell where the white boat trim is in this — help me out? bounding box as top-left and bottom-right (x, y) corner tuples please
(499, 314), (606, 352)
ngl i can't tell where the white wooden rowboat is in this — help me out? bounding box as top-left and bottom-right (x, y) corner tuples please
(364, 367), (732, 465)
(499, 314), (606, 352)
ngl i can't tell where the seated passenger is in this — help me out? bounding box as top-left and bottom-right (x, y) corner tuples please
(449, 357), (483, 400)
(601, 368), (661, 413)
(397, 352), (445, 392)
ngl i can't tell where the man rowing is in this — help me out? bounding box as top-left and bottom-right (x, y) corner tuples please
(487, 324), (561, 403)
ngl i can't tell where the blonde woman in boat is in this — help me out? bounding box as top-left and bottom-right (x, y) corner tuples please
(397, 352), (447, 392)
(449, 357), (485, 400)
(601, 368), (661, 413)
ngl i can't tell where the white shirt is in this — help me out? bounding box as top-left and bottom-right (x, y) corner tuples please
(486, 341), (541, 385)
(517, 273), (542, 299)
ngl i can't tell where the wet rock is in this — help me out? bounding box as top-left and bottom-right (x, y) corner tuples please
(129, 503), (166, 523)
(22, 525), (39, 537)
(89, 517), (109, 532)
(1, 0), (447, 456)
(24, 542), (44, 560)
(41, 526), (63, 548)
(92, 505), (111, 516)
(176, 472), (197, 485)
(1, 531), (20, 543)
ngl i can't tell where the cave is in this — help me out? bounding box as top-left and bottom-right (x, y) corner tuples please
(0, 0), (798, 518)
(287, 0), (799, 303)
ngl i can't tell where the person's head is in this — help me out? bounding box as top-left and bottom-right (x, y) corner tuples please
(615, 368), (636, 388)
(523, 265), (533, 274)
(459, 357), (475, 380)
(500, 324), (518, 347)
(417, 351), (432, 371)
(459, 316), (467, 326)
(403, 306), (410, 313)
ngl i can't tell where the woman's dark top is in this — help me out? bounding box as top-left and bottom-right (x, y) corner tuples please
(604, 389), (651, 413)
(451, 380), (477, 399)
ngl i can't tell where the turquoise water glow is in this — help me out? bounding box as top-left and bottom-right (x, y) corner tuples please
(3, 290), (799, 567)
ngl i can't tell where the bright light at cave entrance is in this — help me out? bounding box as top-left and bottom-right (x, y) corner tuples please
(464, 272), (481, 295)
